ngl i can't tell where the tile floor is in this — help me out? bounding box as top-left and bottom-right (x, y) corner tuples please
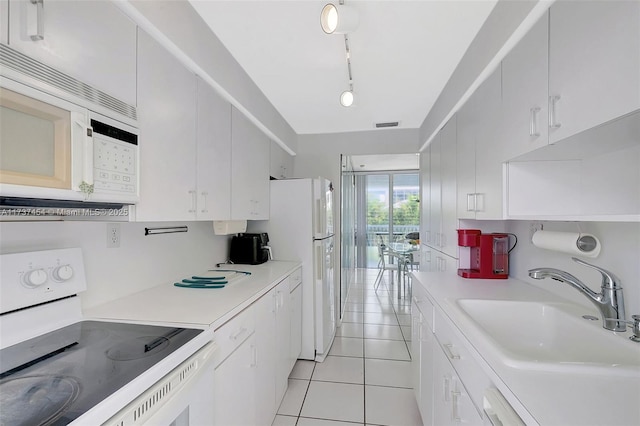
(272, 269), (422, 426)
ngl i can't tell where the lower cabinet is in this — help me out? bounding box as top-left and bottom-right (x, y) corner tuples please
(413, 287), (491, 425)
(214, 269), (302, 426)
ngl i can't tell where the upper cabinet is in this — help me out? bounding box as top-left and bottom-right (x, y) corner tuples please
(231, 108), (270, 220)
(548, 0), (639, 144)
(502, 2), (639, 158)
(135, 29), (235, 222)
(135, 29), (197, 222)
(6, 0), (137, 106)
(1, 1), (7, 44)
(196, 77), (232, 221)
(501, 11), (549, 160)
(270, 141), (294, 180)
(457, 66), (504, 220)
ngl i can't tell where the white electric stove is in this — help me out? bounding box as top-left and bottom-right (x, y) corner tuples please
(0, 248), (215, 426)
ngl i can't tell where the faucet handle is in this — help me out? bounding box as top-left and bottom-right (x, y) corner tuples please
(571, 257), (621, 289)
(605, 315), (640, 342)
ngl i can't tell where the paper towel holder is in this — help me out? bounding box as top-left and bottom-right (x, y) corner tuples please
(531, 230), (601, 258)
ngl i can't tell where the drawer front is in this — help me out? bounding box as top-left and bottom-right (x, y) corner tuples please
(214, 304), (256, 365)
(434, 308), (491, 413)
(289, 267), (302, 291)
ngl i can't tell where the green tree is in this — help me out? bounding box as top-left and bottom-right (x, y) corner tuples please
(394, 195), (419, 225)
(367, 199), (388, 224)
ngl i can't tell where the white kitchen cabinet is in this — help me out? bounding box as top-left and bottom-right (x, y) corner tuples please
(254, 286), (278, 423)
(7, 0), (137, 106)
(432, 344), (483, 426)
(456, 66), (504, 221)
(196, 77), (232, 220)
(427, 116), (457, 258)
(231, 107), (270, 220)
(135, 29), (197, 222)
(270, 140), (294, 180)
(214, 333), (257, 426)
(412, 283), (435, 425)
(289, 268), (303, 370)
(501, 11), (549, 160)
(548, 0), (640, 144)
(420, 142), (431, 246)
(1, 0), (7, 44)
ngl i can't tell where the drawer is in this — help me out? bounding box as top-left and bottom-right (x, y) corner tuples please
(289, 267), (302, 292)
(214, 304), (256, 365)
(434, 308), (491, 414)
(412, 284), (434, 331)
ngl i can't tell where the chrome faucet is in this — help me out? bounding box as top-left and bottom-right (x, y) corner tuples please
(528, 258), (626, 332)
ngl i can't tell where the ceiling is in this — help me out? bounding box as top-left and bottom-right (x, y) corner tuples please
(347, 153), (420, 172)
(188, 1), (498, 135)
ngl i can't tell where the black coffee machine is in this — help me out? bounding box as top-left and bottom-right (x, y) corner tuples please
(229, 233), (270, 265)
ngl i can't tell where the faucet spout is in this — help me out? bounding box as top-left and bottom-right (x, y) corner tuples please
(528, 258), (626, 332)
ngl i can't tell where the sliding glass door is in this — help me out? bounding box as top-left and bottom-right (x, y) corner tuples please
(356, 172), (419, 268)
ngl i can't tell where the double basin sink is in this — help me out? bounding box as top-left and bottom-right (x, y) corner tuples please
(454, 299), (640, 377)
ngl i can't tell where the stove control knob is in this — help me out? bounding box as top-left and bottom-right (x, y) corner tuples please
(52, 265), (74, 282)
(23, 269), (48, 287)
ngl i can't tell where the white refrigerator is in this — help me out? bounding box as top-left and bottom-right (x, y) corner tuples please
(262, 178), (336, 361)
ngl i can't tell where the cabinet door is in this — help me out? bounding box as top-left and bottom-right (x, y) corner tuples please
(419, 317), (435, 426)
(214, 334), (257, 426)
(456, 100), (476, 220)
(549, 0), (640, 143)
(196, 77), (232, 220)
(254, 288), (277, 423)
(419, 146), (431, 246)
(411, 298), (422, 407)
(501, 11), (549, 159)
(433, 345), (482, 426)
(440, 117), (458, 257)
(428, 134), (441, 249)
(270, 140), (293, 179)
(1, 0), (7, 44)
(8, 0), (136, 105)
(231, 108), (270, 220)
(135, 29), (196, 221)
(275, 281), (291, 405)
(474, 66), (503, 220)
(290, 283), (302, 370)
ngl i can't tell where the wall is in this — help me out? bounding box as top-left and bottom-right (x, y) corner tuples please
(0, 221), (229, 310)
(295, 128), (420, 286)
(506, 220), (640, 316)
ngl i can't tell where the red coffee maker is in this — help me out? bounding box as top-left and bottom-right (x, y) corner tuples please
(457, 229), (509, 279)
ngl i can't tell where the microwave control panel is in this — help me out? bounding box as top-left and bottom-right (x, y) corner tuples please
(91, 119), (138, 194)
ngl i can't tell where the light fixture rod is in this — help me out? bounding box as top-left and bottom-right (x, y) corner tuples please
(345, 34), (353, 88)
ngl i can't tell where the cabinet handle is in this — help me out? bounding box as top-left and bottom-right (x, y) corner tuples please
(200, 191), (208, 213)
(475, 193), (484, 212)
(443, 343), (460, 360)
(188, 190), (196, 213)
(443, 376), (451, 402)
(250, 344), (257, 367)
(29, 0), (45, 41)
(451, 390), (461, 422)
(529, 106), (541, 137)
(549, 95), (562, 129)
(229, 327), (247, 341)
(466, 193), (476, 212)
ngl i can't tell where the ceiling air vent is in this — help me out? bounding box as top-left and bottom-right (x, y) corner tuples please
(375, 121), (399, 128)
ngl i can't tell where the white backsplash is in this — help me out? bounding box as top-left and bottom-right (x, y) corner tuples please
(0, 221), (229, 310)
(505, 220), (640, 316)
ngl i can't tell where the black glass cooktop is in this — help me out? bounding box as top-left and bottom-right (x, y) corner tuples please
(0, 320), (202, 426)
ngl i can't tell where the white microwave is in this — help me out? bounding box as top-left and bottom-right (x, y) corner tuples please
(0, 77), (139, 206)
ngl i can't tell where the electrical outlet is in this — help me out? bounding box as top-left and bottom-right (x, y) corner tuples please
(529, 222), (543, 242)
(107, 223), (120, 248)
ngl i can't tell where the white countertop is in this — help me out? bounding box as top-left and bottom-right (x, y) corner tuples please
(84, 261), (301, 330)
(411, 271), (640, 426)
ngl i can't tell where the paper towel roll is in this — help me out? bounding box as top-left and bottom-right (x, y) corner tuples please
(532, 230), (601, 258)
